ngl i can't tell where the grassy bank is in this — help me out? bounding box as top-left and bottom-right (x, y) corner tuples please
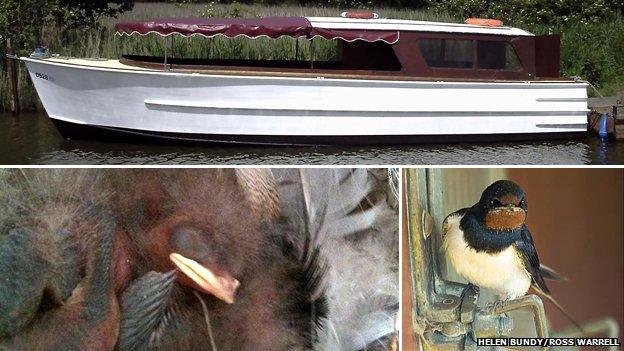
(1, 2), (622, 111)
(530, 16), (624, 97)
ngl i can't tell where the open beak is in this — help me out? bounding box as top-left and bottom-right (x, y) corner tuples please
(169, 252), (240, 304)
(492, 205), (524, 214)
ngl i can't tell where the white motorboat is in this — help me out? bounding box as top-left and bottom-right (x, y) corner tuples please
(22, 14), (589, 145)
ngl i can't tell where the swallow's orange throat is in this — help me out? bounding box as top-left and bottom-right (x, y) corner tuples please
(484, 208), (526, 231)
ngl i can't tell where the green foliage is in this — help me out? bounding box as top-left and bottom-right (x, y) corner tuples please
(54, 1), (134, 31)
(169, 0), (197, 8)
(429, 0), (621, 26)
(0, 0), (133, 55)
(313, 0), (373, 9)
(533, 16), (624, 95)
(0, 0), (57, 50)
(169, 1), (258, 17)
(162, 0), (428, 9)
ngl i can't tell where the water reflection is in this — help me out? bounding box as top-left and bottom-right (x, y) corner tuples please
(1, 113), (622, 165)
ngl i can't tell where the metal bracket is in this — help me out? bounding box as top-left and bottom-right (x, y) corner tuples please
(472, 295), (549, 350)
(477, 295), (549, 338)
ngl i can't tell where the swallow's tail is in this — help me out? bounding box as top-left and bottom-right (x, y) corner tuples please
(533, 286), (584, 334)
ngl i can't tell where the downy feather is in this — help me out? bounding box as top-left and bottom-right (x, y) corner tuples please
(273, 169), (399, 351)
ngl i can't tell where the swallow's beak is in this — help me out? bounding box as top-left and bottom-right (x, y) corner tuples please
(169, 252), (240, 304)
(485, 206), (526, 230)
(495, 204), (524, 212)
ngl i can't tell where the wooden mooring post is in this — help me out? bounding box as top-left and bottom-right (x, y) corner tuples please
(6, 39), (20, 114)
(614, 103), (623, 140)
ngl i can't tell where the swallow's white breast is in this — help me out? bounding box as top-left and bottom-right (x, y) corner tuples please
(442, 213), (531, 299)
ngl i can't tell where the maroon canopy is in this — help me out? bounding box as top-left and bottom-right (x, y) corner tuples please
(309, 27), (399, 44)
(115, 17), (399, 44)
(115, 17), (311, 39)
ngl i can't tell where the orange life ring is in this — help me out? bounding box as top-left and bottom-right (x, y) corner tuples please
(341, 11), (379, 19)
(464, 18), (504, 27)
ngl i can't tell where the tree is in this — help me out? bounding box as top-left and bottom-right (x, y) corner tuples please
(0, 0), (134, 54)
(0, 0), (57, 50)
(54, 0), (134, 31)
(429, 0), (621, 26)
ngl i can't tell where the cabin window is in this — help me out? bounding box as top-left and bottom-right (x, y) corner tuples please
(477, 41), (522, 70)
(418, 39), (473, 69)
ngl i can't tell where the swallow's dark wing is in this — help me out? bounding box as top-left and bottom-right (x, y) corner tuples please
(514, 226), (583, 331)
(514, 225), (549, 294)
(117, 270), (177, 351)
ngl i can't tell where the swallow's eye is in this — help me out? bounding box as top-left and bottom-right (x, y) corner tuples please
(520, 198), (526, 207)
(488, 198), (502, 208)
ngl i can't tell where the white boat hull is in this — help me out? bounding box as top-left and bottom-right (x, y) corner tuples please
(23, 58), (589, 145)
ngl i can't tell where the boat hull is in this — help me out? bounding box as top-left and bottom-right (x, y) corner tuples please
(23, 58), (589, 145)
(49, 118), (585, 146)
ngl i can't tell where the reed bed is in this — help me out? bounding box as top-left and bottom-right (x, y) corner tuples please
(1, 2), (621, 111)
(41, 3), (454, 61)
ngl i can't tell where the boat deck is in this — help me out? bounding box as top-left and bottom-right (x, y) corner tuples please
(33, 57), (581, 84)
(45, 57), (148, 71)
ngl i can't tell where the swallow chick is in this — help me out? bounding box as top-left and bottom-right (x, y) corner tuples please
(110, 169), (327, 351)
(442, 180), (580, 329)
(0, 170), (131, 351)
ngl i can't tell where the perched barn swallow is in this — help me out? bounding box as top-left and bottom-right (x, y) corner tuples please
(442, 180), (580, 330)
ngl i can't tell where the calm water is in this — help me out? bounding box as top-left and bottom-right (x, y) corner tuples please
(1, 112), (622, 165)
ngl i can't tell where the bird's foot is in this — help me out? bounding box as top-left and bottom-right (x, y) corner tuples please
(460, 283), (479, 300)
(485, 299), (509, 314)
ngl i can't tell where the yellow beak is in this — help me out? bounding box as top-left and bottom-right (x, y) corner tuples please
(169, 252), (240, 304)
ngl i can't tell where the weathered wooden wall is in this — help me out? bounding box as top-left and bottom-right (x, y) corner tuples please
(507, 168), (624, 340)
